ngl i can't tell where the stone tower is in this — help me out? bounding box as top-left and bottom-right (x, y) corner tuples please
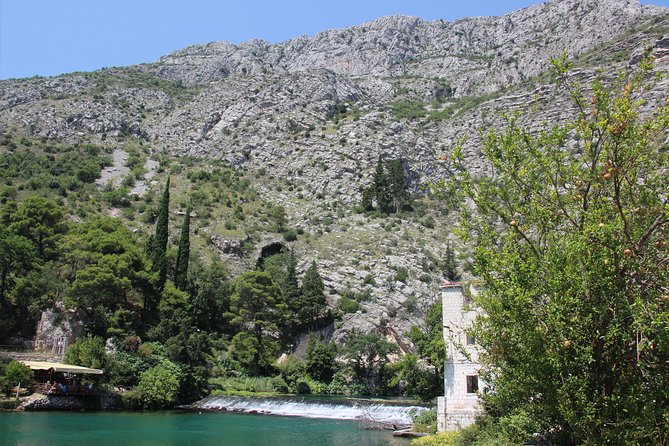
(437, 282), (483, 432)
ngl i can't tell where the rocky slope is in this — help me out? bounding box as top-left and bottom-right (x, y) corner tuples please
(1, 0), (668, 349)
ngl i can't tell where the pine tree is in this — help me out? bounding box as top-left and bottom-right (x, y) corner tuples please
(372, 155), (390, 213)
(299, 261), (326, 329)
(283, 252), (300, 307)
(360, 186), (374, 212)
(442, 242), (460, 282)
(174, 204), (191, 291)
(386, 159), (408, 213)
(152, 176), (170, 291)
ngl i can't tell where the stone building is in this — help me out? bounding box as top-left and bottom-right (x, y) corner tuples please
(437, 282), (484, 432)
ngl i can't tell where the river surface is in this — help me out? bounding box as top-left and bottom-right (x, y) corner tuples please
(0, 411), (412, 446)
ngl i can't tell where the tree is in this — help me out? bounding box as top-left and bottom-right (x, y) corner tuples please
(4, 361), (32, 395)
(229, 271), (282, 375)
(189, 261), (230, 333)
(174, 205), (191, 291)
(152, 176), (170, 291)
(373, 155), (390, 213)
(360, 186), (374, 212)
(386, 158), (409, 213)
(9, 196), (65, 260)
(63, 335), (107, 370)
(279, 252), (301, 334)
(63, 217), (151, 313)
(0, 227), (35, 303)
(342, 330), (397, 394)
(389, 354), (442, 403)
(408, 301), (446, 375)
(298, 261), (326, 329)
(305, 336), (337, 383)
(442, 242), (460, 282)
(405, 300), (446, 403)
(440, 55), (669, 444)
(136, 360), (182, 409)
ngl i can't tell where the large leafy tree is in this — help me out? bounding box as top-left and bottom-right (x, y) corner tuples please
(229, 271), (282, 375)
(64, 217), (151, 313)
(9, 196), (66, 260)
(63, 335), (107, 370)
(0, 227), (35, 303)
(341, 330), (397, 395)
(441, 55), (669, 444)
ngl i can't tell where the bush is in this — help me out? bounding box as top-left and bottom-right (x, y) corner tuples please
(336, 296), (360, 315)
(411, 407), (438, 434)
(394, 267), (409, 283)
(136, 361), (182, 409)
(63, 335), (107, 370)
(295, 380), (311, 394)
(283, 230), (298, 242)
(411, 431), (460, 446)
(4, 361), (32, 391)
(0, 399), (21, 410)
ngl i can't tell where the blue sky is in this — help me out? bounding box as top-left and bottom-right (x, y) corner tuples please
(1, 0), (668, 80)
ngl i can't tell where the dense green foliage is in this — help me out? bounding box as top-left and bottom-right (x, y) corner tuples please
(361, 156), (411, 214)
(298, 262), (326, 329)
(0, 133), (431, 407)
(1, 360), (32, 396)
(63, 335), (107, 370)
(174, 205), (191, 291)
(151, 176), (170, 292)
(440, 55), (669, 444)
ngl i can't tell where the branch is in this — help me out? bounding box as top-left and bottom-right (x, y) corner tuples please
(635, 213), (669, 253)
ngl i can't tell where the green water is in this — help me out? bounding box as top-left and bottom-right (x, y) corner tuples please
(0, 412), (412, 446)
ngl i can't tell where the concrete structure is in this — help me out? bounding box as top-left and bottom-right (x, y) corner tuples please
(437, 282), (483, 432)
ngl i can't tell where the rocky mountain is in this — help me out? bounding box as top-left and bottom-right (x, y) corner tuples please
(1, 0), (669, 349)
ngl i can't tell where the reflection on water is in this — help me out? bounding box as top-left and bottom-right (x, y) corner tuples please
(0, 411), (412, 446)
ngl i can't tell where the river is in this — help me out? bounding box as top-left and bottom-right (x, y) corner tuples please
(0, 411), (412, 446)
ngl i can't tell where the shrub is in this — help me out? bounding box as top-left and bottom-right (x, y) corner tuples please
(411, 408), (438, 434)
(410, 431), (460, 446)
(136, 360), (182, 409)
(394, 267), (409, 283)
(283, 230), (298, 242)
(336, 296), (360, 315)
(3, 361), (32, 394)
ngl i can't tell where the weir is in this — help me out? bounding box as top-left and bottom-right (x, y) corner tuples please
(189, 396), (428, 427)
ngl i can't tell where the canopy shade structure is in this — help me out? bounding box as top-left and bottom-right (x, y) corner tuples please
(20, 360), (103, 375)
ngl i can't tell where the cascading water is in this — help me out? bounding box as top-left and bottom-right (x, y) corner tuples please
(189, 396), (427, 427)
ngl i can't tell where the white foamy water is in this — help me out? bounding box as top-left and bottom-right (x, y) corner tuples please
(191, 396), (427, 426)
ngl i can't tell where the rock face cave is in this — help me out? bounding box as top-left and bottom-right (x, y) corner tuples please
(256, 241), (288, 268)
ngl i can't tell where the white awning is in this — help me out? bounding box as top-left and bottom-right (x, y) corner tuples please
(20, 360), (103, 375)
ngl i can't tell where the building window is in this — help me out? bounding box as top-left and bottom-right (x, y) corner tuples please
(466, 333), (476, 346)
(466, 375), (479, 394)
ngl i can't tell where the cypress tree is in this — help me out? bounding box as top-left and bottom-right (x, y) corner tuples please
(174, 204), (191, 291)
(373, 155), (390, 213)
(299, 261), (326, 329)
(442, 242), (460, 282)
(387, 159), (408, 213)
(152, 176), (170, 290)
(360, 186), (374, 212)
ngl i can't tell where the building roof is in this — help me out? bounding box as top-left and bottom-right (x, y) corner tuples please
(20, 360), (103, 375)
